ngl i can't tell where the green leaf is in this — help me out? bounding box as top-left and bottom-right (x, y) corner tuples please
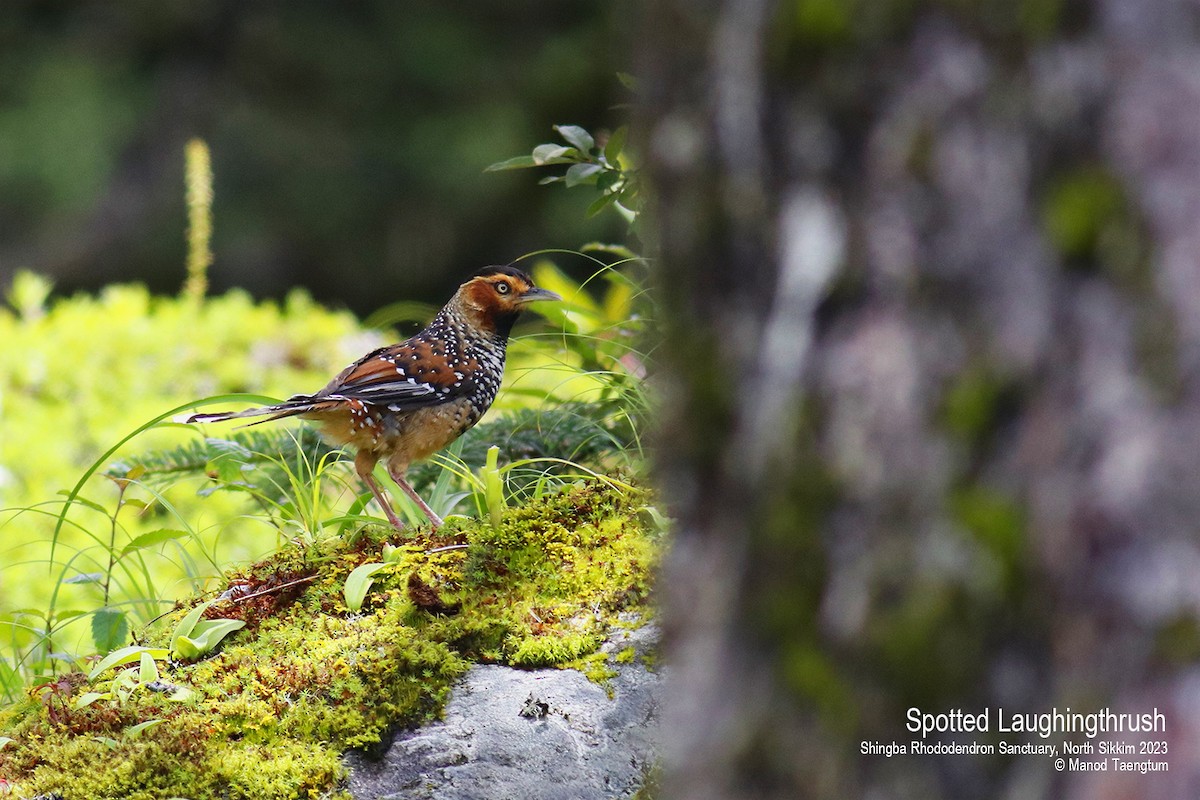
(172, 636), (204, 662)
(56, 491), (109, 515)
(483, 445), (506, 529)
(532, 143), (578, 165)
(565, 163), (603, 188)
(73, 691), (109, 710)
(586, 192), (618, 218)
(166, 597), (213, 662)
(173, 618), (245, 661)
(88, 646), (169, 681)
(125, 719), (165, 738)
(64, 572), (104, 585)
(596, 170), (621, 194)
(138, 651), (159, 684)
(121, 529), (189, 556)
(604, 125), (628, 165)
(554, 124), (595, 153)
(343, 562), (389, 613)
(190, 619), (246, 651)
(171, 600), (213, 644)
(382, 543), (413, 565)
(52, 608), (90, 621)
(91, 608), (128, 653)
(484, 154), (538, 172)
(618, 182), (641, 210)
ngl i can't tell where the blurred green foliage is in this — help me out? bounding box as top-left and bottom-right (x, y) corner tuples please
(0, 273), (370, 685)
(0, 2), (629, 311)
(0, 260), (639, 697)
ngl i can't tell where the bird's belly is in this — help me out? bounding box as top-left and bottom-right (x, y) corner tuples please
(301, 397), (481, 464)
(388, 399), (481, 465)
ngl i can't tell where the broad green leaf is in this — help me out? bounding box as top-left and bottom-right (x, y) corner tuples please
(483, 445), (505, 529)
(172, 636), (205, 662)
(604, 125), (628, 165)
(171, 600), (214, 644)
(484, 154), (538, 172)
(596, 170), (621, 194)
(91, 608), (128, 653)
(586, 192), (618, 218)
(125, 719), (165, 738)
(618, 182), (640, 207)
(88, 646), (169, 681)
(382, 543), (412, 564)
(138, 652), (159, 684)
(93, 736), (119, 750)
(343, 562), (389, 613)
(111, 668), (139, 702)
(121, 529), (189, 556)
(565, 163), (603, 188)
(73, 691), (109, 710)
(190, 619), (246, 651)
(554, 124), (595, 153)
(9, 607), (51, 618)
(532, 143), (578, 165)
(173, 618), (245, 661)
(51, 608), (90, 621)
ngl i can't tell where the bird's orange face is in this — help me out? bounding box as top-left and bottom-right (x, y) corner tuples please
(458, 266), (561, 333)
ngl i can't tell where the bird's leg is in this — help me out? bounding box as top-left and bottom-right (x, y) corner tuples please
(386, 460), (444, 530)
(355, 451), (405, 531)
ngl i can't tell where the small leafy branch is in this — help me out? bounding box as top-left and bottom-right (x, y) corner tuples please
(486, 124), (640, 222)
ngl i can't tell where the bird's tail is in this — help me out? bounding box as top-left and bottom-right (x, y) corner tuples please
(185, 395), (335, 426)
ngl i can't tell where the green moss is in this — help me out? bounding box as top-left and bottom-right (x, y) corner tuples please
(0, 480), (658, 798)
(563, 650), (620, 695)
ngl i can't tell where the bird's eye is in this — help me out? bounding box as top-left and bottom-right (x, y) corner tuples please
(495, 282), (510, 295)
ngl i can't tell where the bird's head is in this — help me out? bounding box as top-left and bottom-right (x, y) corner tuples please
(455, 265), (561, 337)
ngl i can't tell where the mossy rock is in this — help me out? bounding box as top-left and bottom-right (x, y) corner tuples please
(0, 480), (660, 799)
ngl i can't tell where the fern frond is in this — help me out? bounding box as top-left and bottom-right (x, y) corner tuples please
(107, 427), (341, 487)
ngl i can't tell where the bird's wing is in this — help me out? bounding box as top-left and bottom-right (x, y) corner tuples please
(312, 337), (479, 411)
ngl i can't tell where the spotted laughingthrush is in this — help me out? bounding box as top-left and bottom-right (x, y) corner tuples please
(187, 266), (561, 531)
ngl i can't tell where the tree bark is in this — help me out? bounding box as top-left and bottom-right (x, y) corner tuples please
(640, 1), (1200, 797)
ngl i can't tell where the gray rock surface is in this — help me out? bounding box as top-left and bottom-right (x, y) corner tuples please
(345, 625), (661, 800)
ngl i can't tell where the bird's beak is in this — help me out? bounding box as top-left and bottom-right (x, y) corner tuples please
(517, 286), (562, 304)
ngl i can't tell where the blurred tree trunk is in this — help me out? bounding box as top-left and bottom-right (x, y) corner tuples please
(639, 1), (1200, 798)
